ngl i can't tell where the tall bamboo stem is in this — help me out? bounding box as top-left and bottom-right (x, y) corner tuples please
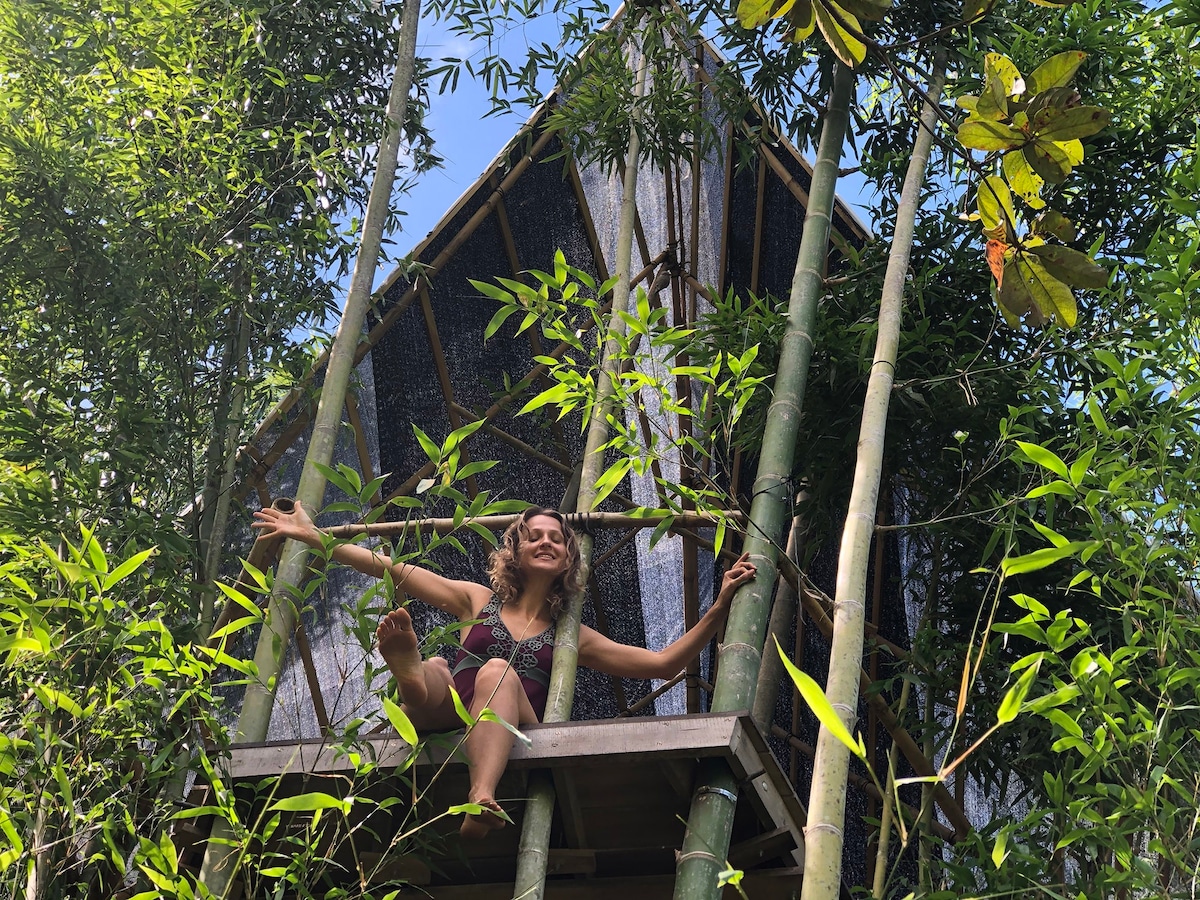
(200, 312), (252, 634)
(800, 60), (946, 900)
(512, 25), (650, 900)
(673, 62), (855, 900)
(197, 2), (422, 893)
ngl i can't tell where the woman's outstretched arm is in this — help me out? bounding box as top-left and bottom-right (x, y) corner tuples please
(252, 501), (489, 620)
(577, 552), (757, 681)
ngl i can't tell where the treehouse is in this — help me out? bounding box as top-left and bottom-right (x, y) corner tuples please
(183, 15), (976, 900)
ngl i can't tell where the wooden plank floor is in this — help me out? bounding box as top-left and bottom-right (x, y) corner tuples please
(213, 713), (805, 896)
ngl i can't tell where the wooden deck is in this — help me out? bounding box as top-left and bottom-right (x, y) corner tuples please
(213, 713), (804, 898)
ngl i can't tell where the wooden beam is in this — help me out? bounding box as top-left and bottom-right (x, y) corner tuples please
(417, 871), (801, 900)
(228, 712), (751, 778)
(565, 155), (612, 286)
(449, 402), (572, 476)
(718, 119), (734, 298)
(728, 826), (796, 870)
(551, 769), (590, 852)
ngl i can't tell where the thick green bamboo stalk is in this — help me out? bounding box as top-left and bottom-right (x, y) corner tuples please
(512, 27), (649, 900)
(800, 60), (945, 900)
(673, 62), (854, 900)
(197, 1), (421, 893)
(750, 505), (805, 733)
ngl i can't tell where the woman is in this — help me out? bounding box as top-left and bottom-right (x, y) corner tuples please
(252, 503), (756, 840)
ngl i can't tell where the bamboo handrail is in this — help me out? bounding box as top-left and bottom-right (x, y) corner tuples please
(324, 510), (744, 538)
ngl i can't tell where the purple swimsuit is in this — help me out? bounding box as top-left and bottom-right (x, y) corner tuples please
(451, 595), (556, 720)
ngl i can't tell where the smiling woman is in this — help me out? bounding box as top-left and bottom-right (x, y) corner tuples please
(252, 502), (755, 840)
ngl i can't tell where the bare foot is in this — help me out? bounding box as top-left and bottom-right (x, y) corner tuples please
(459, 796), (507, 841)
(377, 607), (427, 707)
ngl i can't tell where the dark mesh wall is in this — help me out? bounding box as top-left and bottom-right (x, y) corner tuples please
(369, 130), (652, 722)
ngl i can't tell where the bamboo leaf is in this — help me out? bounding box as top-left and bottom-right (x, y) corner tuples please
(478, 708), (533, 748)
(269, 793), (351, 813)
(483, 303), (521, 341)
(381, 695), (419, 745)
(774, 636), (865, 760)
(412, 424), (442, 464)
(1015, 440), (1069, 478)
(101, 547), (157, 592)
(1000, 542), (1095, 575)
(997, 658), (1041, 724)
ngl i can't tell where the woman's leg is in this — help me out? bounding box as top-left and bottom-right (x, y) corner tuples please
(377, 608), (457, 725)
(460, 657), (538, 840)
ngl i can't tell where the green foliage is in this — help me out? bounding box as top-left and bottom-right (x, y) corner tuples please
(958, 51), (1110, 327)
(476, 250), (769, 531)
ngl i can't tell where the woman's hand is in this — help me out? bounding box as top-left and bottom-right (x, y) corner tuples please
(251, 500), (322, 547)
(715, 552), (756, 608)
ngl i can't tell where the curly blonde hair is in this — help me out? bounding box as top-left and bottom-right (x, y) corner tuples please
(487, 508), (583, 617)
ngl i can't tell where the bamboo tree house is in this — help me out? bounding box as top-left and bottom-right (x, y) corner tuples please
(188, 21), (972, 900)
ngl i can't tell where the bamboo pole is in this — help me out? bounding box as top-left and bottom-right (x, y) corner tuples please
(197, 2), (422, 893)
(750, 503), (805, 732)
(512, 25), (650, 900)
(673, 62), (855, 900)
(200, 312), (252, 635)
(799, 60), (946, 900)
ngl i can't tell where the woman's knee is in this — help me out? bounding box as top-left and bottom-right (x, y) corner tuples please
(474, 658), (516, 692)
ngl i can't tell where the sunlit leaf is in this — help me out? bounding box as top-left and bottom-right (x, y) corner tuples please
(1027, 51), (1087, 94)
(812, 1), (866, 67)
(1031, 209), (1076, 242)
(1031, 105), (1110, 142)
(997, 657), (1041, 724)
(958, 118), (1025, 151)
(774, 636), (865, 760)
(268, 792), (351, 813)
(1003, 150), (1045, 209)
(381, 695), (419, 746)
(977, 175), (1016, 239)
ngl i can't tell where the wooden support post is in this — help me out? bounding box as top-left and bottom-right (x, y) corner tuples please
(750, 153), (767, 296)
(419, 285), (480, 499)
(344, 391), (381, 507)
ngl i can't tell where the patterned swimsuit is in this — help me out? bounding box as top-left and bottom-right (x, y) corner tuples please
(451, 595), (556, 720)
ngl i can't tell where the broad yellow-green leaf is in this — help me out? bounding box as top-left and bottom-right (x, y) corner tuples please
(956, 95), (980, 112)
(1023, 141), (1072, 184)
(977, 175), (1016, 239)
(836, 0), (890, 22)
(1003, 150), (1045, 208)
(737, 0), (791, 28)
(785, 0), (817, 39)
(812, 1), (866, 67)
(1031, 105), (1110, 142)
(958, 118), (1025, 151)
(997, 255), (1037, 323)
(1027, 244), (1108, 289)
(1027, 50), (1087, 94)
(978, 53), (1022, 119)
(774, 636), (865, 760)
(1018, 254), (1078, 326)
(1032, 209), (1076, 242)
